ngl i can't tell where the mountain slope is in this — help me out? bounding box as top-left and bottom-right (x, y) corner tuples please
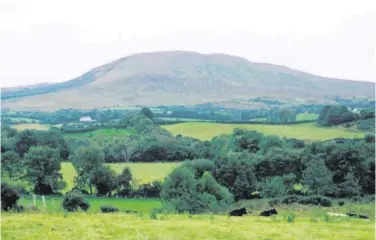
(2, 51), (374, 110)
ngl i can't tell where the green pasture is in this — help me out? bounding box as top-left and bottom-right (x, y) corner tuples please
(17, 196), (161, 213)
(10, 123), (52, 131)
(162, 122), (365, 141)
(60, 162), (180, 192)
(8, 117), (39, 123)
(296, 113), (319, 121)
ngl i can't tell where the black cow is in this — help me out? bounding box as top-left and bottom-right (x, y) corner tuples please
(229, 207), (248, 216)
(260, 208), (278, 216)
(346, 213), (369, 219)
(100, 206), (119, 213)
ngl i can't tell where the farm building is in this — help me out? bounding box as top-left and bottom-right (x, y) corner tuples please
(79, 116), (94, 122)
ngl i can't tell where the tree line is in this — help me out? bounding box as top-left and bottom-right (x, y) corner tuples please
(1, 107), (375, 213)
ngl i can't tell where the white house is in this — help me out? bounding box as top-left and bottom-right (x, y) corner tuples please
(79, 116), (93, 122)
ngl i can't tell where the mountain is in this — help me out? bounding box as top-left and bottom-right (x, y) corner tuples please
(1, 51), (374, 111)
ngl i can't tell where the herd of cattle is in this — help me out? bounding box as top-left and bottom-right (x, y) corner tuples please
(228, 207), (370, 219)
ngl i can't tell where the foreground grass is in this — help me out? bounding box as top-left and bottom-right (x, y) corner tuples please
(2, 212), (374, 240)
(60, 162), (180, 192)
(162, 122), (364, 141)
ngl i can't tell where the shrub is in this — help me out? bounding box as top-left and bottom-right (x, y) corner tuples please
(132, 181), (162, 198)
(338, 201), (345, 206)
(100, 206), (119, 213)
(149, 208), (165, 219)
(299, 195), (332, 207)
(364, 134), (375, 143)
(124, 209), (138, 214)
(350, 196), (362, 203)
(279, 195), (332, 207)
(286, 213), (296, 223)
(62, 191), (90, 212)
(1, 183), (20, 211)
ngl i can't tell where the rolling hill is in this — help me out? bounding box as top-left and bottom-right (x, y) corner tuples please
(2, 51), (374, 110)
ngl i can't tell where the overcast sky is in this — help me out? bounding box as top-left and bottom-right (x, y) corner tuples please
(0, 0), (375, 87)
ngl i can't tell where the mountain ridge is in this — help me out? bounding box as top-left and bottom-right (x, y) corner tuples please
(2, 51), (374, 111)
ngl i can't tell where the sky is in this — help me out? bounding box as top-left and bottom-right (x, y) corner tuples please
(0, 0), (375, 87)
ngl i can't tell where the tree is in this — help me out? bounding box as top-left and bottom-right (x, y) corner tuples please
(140, 107), (154, 119)
(23, 146), (66, 195)
(89, 166), (118, 196)
(1, 151), (21, 179)
(71, 147), (104, 194)
(318, 105), (357, 126)
(302, 159), (337, 196)
(117, 167), (132, 190)
(259, 176), (287, 198)
(212, 153), (258, 200)
(338, 172), (361, 197)
(161, 167), (233, 214)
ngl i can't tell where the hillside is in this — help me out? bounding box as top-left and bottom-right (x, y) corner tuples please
(2, 51), (374, 110)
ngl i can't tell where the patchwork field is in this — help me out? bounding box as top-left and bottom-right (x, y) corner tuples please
(60, 162), (180, 193)
(162, 122), (364, 141)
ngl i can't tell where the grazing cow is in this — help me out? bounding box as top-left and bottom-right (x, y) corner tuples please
(327, 212), (348, 217)
(229, 207), (248, 216)
(260, 208), (278, 217)
(346, 213), (370, 219)
(100, 206), (119, 213)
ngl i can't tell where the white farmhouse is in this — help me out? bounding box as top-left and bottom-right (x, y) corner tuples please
(79, 116), (93, 122)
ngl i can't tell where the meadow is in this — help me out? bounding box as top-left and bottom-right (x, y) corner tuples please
(10, 123), (52, 131)
(60, 162), (180, 192)
(296, 113), (318, 121)
(2, 199), (375, 240)
(162, 122), (364, 141)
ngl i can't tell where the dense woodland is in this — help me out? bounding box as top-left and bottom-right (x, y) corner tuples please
(1, 104), (375, 213)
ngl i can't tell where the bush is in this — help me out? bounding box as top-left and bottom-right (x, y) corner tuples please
(299, 195), (332, 207)
(132, 181), (162, 198)
(350, 196), (362, 203)
(100, 205), (119, 213)
(1, 183), (20, 211)
(124, 209), (138, 214)
(279, 195), (332, 207)
(338, 201), (345, 206)
(62, 191), (90, 212)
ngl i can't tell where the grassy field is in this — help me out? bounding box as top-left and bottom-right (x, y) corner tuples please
(8, 117), (40, 123)
(17, 195), (161, 213)
(296, 113), (319, 121)
(162, 122), (365, 141)
(2, 199), (375, 240)
(63, 128), (136, 140)
(10, 123), (52, 131)
(60, 162), (180, 192)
